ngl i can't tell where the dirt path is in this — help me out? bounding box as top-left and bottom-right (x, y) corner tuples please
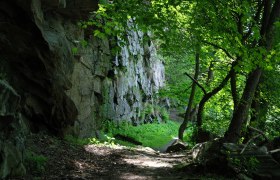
(18, 134), (194, 180)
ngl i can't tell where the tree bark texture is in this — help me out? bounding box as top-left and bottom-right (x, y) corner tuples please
(224, 68), (262, 143)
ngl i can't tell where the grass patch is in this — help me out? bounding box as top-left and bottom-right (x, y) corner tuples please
(104, 120), (181, 148)
(64, 120), (197, 149)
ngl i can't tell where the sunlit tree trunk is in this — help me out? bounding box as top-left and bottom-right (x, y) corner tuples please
(178, 49), (200, 140)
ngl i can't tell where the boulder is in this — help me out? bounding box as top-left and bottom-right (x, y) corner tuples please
(270, 149), (280, 163)
(166, 140), (188, 153)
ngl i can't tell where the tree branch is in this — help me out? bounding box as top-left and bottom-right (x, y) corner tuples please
(184, 72), (207, 95)
(202, 40), (234, 60)
(243, 0), (263, 41)
(240, 134), (262, 154)
(267, 0), (280, 34)
(248, 126), (269, 142)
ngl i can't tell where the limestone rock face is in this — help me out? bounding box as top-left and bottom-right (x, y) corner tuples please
(67, 28), (165, 137)
(0, 1), (164, 136)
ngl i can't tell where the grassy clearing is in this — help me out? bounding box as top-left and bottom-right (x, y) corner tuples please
(65, 120), (196, 149)
(103, 120), (180, 148)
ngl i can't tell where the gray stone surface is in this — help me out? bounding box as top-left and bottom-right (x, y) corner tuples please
(0, 0), (165, 177)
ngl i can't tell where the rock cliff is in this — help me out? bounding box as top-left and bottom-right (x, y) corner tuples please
(0, 0), (164, 178)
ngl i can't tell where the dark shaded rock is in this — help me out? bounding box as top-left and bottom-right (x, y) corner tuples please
(271, 149), (280, 163)
(268, 136), (280, 150)
(223, 143), (280, 179)
(166, 140), (187, 153)
(0, 0), (78, 135)
(0, 81), (26, 179)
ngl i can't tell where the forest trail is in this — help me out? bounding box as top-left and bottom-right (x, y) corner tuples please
(19, 134), (196, 180)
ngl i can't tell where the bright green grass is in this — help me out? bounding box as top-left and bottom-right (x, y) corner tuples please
(65, 120), (196, 149)
(104, 120), (181, 148)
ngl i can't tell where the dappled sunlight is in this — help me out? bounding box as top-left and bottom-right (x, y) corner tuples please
(84, 144), (112, 156)
(74, 160), (89, 170)
(123, 157), (173, 168)
(120, 173), (153, 180)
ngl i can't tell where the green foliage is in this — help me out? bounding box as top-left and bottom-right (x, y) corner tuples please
(65, 134), (118, 147)
(265, 106), (280, 139)
(25, 151), (48, 174)
(229, 156), (260, 173)
(71, 47), (78, 55)
(71, 39), (89, 56)
(81, 0), (280, 143)
(103, 135), (116, 146)
(183, 123), (197, 147)
(202, 88), (233, 136)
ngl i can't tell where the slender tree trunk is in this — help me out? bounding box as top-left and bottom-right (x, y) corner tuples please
(230, 70), (239, 112)
(243, 75), (269, 143)
(224, 68), (262, 143)
(206, 61), (214, 85)
(178, 50), (200, 140)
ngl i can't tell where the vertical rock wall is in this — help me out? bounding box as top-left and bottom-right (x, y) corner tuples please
(0, 0), (164, 138)
(67, 29), (165, 137)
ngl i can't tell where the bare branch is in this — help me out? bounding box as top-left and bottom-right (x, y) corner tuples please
(184, 72), (207, 95)
(240, 134), (262, 154)
(248, 126), (269, 142)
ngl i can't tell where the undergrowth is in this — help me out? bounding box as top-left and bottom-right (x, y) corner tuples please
(24, 151), (48, 175)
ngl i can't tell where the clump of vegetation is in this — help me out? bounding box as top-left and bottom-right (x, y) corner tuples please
(140, 104), (170, 123)
(229, 156), (260, 174)
(24, 151), (48, 175)
(183, 122), (197, 147)
(64, 134), (118, 147)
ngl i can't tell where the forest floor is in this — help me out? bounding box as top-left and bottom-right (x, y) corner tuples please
(15, 133), (229, 180)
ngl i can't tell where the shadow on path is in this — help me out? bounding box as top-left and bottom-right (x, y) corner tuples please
(17, 134), (194, 180)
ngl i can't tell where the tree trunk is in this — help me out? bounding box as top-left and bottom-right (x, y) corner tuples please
(224, 0), (280, 143)
(230, 70), (239, 112)
(224, 68), (262, 143)
(178, 50), (200, 140)
(196, 69), (233, 129)
(243, 75), (269, 143)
